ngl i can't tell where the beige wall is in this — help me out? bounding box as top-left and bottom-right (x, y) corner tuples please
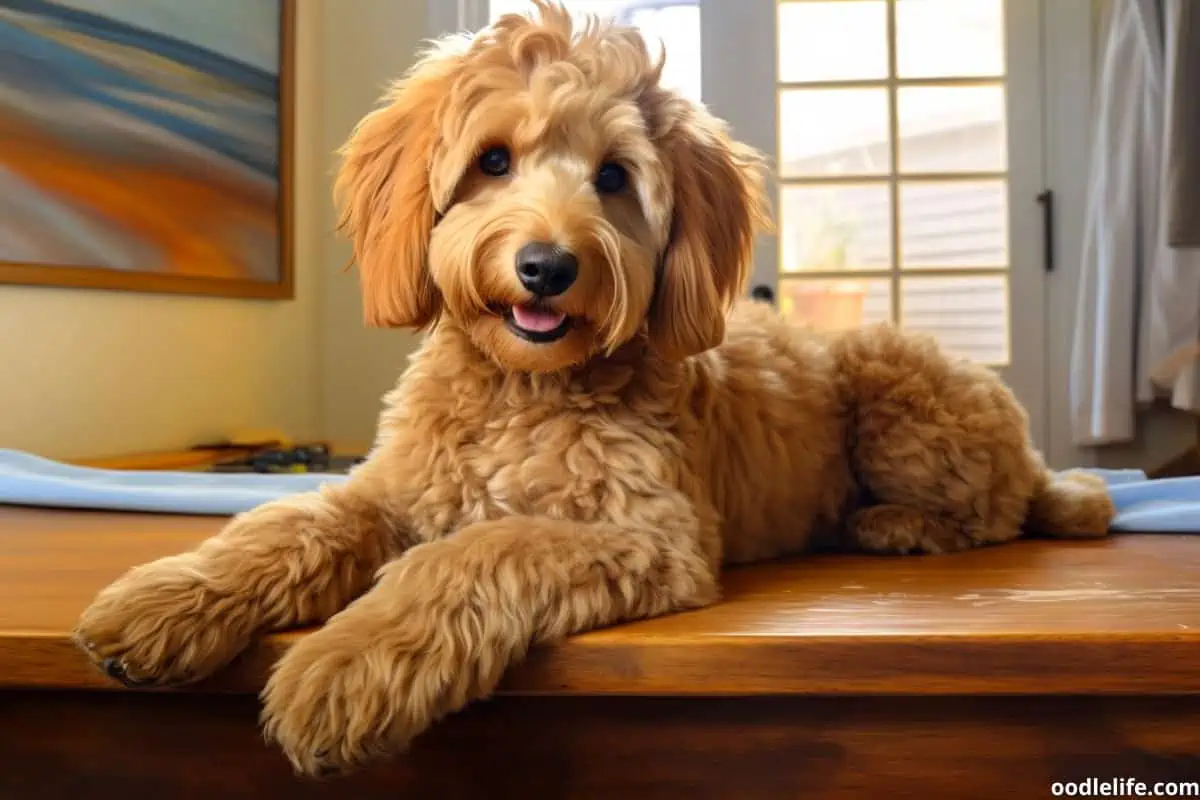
(316, 0), (427, 451)
(0, 0), (428, 460)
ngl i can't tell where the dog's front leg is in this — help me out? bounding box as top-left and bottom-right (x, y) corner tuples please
(261, 509), (718, 776)
(74, 474), (400, 688)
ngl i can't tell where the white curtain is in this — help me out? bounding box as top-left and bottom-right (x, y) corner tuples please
(1071, 0), (1200, 446)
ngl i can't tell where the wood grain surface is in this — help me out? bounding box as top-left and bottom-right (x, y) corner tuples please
(3, 691), (1199, 800)
(2, 506), (1199, 695)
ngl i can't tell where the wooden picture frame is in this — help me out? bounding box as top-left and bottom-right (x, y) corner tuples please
(0, 0), (294, 300)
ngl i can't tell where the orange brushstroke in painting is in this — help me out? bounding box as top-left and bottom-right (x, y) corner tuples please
(0, 115), (275, 279)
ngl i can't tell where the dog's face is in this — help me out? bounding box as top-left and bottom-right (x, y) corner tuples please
(336, 2), (769, 371)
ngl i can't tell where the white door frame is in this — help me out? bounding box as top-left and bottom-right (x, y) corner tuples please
(1005, 0), (1051, 449)
(428, 0), (486, 36)
(1043, 0), (1100, 470)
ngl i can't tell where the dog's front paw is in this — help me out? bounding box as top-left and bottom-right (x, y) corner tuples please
(74, 555), (252, 687)
(261, 616), (457, 777)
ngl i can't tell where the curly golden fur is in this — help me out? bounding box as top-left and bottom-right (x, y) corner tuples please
(74, 2), (1115, 777)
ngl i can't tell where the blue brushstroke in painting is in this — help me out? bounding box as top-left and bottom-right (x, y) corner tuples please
(0, 0), (279, 179)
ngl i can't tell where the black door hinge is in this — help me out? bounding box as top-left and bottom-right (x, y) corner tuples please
(1037, 190), (1054, 272)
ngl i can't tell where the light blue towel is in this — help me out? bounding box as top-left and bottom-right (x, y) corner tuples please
(0, 449), (1196, 532)
(0, 449), (347, 516)
(1102, 473), (1200, 532)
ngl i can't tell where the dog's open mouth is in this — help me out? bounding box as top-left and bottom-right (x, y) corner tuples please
(504, 303), (572, 343)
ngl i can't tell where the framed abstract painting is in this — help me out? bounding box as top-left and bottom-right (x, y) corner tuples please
(0, 0), (294, 298)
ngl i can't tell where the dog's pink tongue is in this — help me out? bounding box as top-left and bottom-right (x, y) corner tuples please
(512, 304), (566, 332)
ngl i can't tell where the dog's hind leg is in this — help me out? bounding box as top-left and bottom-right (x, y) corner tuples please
(832, 324), (1046, 555)
(847, 504), (984, 555)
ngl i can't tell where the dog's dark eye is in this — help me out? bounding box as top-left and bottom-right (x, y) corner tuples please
(479, 146), (511, 177)
(594, 162), (627, 194)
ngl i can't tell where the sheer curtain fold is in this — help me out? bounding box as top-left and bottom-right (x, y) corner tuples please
(1071, 0), (1200, 446)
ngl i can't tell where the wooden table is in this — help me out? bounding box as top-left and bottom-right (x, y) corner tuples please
(2, 507), (1198, 798)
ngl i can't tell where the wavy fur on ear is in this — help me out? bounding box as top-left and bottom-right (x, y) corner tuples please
(334, 46), (464, 329)
(648, 101), (771, 359)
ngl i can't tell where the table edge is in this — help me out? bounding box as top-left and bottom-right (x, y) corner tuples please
(4, 629), (1198, 696)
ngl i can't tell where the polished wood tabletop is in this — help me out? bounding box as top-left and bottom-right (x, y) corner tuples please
(2, 506), (1198, 695)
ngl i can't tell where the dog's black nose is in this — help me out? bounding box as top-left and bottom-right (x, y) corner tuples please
(515, 242), (578, 297)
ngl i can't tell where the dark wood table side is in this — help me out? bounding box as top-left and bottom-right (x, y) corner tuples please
(3, 691), (1199, 800)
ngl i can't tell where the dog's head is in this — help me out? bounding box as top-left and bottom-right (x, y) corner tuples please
(336, 1), (770, 371)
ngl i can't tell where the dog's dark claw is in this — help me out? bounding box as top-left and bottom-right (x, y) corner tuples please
(101, 657), (155, 688)
(308, 750), (346, 779)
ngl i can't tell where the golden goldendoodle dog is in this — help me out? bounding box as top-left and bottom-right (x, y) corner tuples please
(74, 2), (1115, 777)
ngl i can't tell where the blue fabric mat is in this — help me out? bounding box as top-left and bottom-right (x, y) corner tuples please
(1103, 473), (1200, 532)
(0, 449), (347, 516)
(0, 449), (1196, 531)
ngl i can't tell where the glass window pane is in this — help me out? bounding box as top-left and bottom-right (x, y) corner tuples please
(779, 89), (890, 177)
(897, 85), (1007, 174)
(896, 0), (1005, 79)
(489, 1), (701, 101)
(778, 1), (889, 83)
(780, 184), (891, 273)
(900, 275), (1009, 364)
(899, 180), (1007, 269)
(780, 279), (892, 332)
(624, 4), (700, 102)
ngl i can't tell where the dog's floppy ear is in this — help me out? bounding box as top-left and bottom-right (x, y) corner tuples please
(334, 48), (462, 329)
(649, 104), (771, 359)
